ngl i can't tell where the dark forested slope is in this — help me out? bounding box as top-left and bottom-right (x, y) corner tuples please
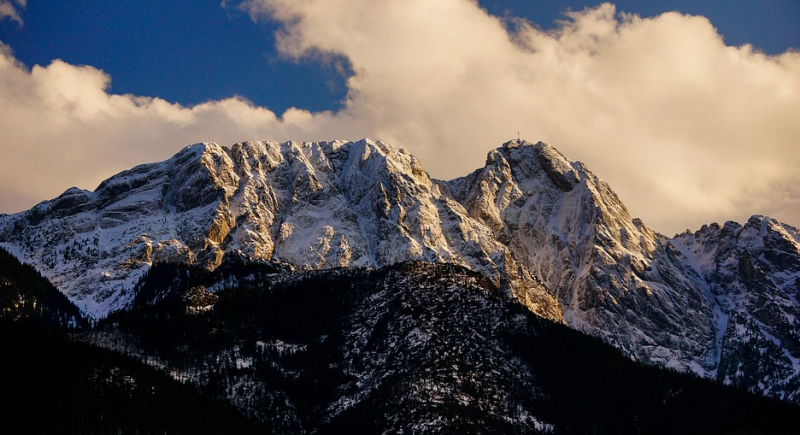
(0, 322), (267, 434)
(89, 261), (800, 434)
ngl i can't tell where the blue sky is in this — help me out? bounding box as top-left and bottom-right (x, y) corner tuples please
(0, 0), (799, 234)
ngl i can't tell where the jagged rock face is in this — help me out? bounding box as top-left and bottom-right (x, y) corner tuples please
(449, 141), (719, 374)
(0, 139), (560, 322)
(670, 217), (800, 400)
(448, 140), (800, 401)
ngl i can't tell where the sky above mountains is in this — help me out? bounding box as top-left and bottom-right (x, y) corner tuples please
(1, 0), (798, 234)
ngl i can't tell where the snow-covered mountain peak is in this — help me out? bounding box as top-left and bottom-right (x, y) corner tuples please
(0, 139), (561, 322)
(448, 139), (800, 401)
(2, 137), (799, 402)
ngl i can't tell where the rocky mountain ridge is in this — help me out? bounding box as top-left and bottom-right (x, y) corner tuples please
(1, 138), (799, 401)
(448, 141), (800, 400)
(0, 139), (560, 321)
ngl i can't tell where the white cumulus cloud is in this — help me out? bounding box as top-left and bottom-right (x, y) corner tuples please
(0, 0), (25, 25)
(1, 1), (800, 236)
(0, 42), (343, 214)
(238, 0), (800, 233)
